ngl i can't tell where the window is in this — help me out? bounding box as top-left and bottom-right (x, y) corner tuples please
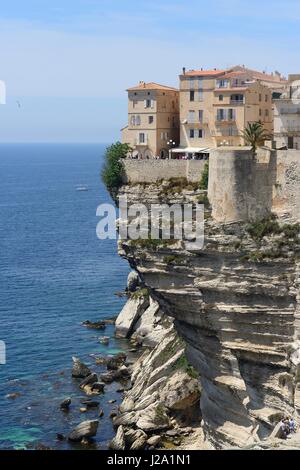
(217, 79), (229, 88)
(198, 90), (203, 101)
(172, 116), (175, 127)
(133, 100), (138, 108)
(161, 132), (168, 140)
(265, 109), (269, 117)
(198, 129), (204, 138)
(189, 79), (195, 89)
(217, 109), (225, 121)
(172, 100), (175, 109)
(145, 99), (152, 108)
(231, 94), (244, 103)
(190, 129), (195, 138)
(136, 115), (141, 125)
(188, 110), (195, 123)
(259, 108), (262, 117)
(259, 94), (262, 102)
(228, 109), (235, 120)
(139, 133), (145, 143)
(149, 116), (154, 124)
(219, 95), (224, 101)
(199, 110), (203, 122)
(190, 90), (195, 101)
(265, 95), (268, 102)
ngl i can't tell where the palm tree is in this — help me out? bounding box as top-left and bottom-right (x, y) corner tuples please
(241, 122), (272, 154)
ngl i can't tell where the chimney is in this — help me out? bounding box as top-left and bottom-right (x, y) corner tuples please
(139, 80), (146, 87)
(182, 67), (186, 75)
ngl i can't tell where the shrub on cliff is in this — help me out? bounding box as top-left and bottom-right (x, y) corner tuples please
(101, 142), (131, 194)
(199, 162), (209, 190)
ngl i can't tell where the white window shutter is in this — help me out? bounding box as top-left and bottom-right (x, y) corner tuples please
(144, 100), (147, 108)
(151, 100), (154, 108)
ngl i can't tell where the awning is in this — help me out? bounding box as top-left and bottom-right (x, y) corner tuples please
(171, 147), (210, 154)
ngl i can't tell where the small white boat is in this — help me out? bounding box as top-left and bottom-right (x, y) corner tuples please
(76, 185), (89, 192)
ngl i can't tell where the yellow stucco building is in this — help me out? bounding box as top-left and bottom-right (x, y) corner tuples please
(121, 82), (179, 159)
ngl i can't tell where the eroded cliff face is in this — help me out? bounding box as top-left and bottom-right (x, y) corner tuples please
(116, 182), (300, 449)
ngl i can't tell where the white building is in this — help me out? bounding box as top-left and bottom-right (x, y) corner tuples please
(273, 75), (300, 150)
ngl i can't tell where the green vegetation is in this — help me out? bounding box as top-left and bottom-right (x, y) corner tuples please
(240, 216), (300, 263)
(163, 254), (185, 265)
(159, 177), (199, 197)
(101, 142), (131, 194)
(175, 354), (199, 379)
(241, 121), (272, 153)
(246, 215), (281, 241)
(197, 193), (209, 205)
(199, 162), (209, 190)
(246, 215), (300, 242)
(130, 287), (150, 300)
(130, 236), (179, 251)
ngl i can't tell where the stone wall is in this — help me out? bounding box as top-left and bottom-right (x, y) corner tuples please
(122, 159), (206, 184)
(208, 147), (300, 223)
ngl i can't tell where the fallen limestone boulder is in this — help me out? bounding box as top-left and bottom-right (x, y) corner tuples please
(72, 357), (91, 379)
(68, 420), (99, 442)
(108, 425), (125, 450)
(79, 373), (98, 390)
(147, 435), (161, 447)
(115, 296), (149, 338)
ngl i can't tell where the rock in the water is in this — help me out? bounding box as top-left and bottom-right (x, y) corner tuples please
(91, 382), (105, 394)
(60, 398), (71, 410)
(127, 271), (140, 292)
(5, 393), (21, 399)
(108, 399), (116, 404)
(68, 420), (99, 442)
(99, 336), (110, 345)
(147, 435), (161, 447)
(82, 320), (106, 330)
(99, 408), (104, 417)
(72, 357), (91, 378)
(107, 353), (127, 370)
(80, 399), (99, 408)
(100, 367), (129, 384)
(108, 425), (126, 450)
(110, 411), (118, 418)
(56, 433), (65, 441)
(79, 373), (98, 389)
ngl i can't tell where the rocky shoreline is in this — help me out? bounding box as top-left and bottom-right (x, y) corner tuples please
(55, 270), (203, 450)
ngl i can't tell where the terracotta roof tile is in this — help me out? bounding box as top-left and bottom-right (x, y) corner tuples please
(183, 70), (226, 77)
(127, 82), (178, 92)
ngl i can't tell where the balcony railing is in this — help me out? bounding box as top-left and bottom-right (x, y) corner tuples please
(230, 100), (244, 105)
(279, 108), (300, 114)
(279, 126), (300, 133)
(211, 129), (240, 137)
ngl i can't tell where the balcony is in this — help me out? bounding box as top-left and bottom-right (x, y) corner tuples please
(211, 128), (240, 137)
(279, 126), (300, 134)
(279, 108), (300, 115)
(230, 99), (244, 105)
(215, 117), (236, 124)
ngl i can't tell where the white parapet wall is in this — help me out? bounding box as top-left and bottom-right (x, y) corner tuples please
(122, 159), (206, 184)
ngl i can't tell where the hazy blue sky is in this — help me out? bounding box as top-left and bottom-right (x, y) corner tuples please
(1, 0), (300, 143)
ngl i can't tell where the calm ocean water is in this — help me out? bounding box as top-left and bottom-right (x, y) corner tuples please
(0, 143), (130, 449)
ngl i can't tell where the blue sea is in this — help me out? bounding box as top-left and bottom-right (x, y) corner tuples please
(0, 143), (130, 450)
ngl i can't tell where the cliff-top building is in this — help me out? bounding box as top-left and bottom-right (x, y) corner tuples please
(273, 74), (300, 150)
(121, 81), (179, 159)
(177, 65), (287, 155)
